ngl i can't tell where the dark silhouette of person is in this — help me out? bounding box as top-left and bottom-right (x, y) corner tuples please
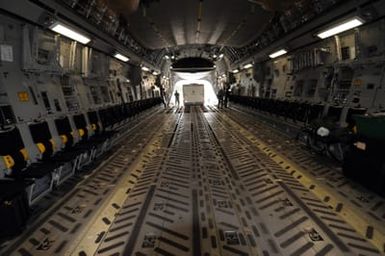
(224, 84), (231, 108)
(174, 90), (180, 107)
(217, 88), (224, 109)
(161, 87), (167, 108)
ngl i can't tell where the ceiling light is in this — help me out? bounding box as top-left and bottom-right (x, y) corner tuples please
(269, 49), (288, 59)
(317, 17), (364, 39)
(50, 22), (91, 44)
(141, 66), (150, 72)
(219, 53), (224, 59)
(232, 69), (239, 73)
(164, 55), (170, 59)
(114, 53), (129, 62)
(152, 71), (159, 76)
(243, 63), (253, 69)
(213, 54), (217, 59)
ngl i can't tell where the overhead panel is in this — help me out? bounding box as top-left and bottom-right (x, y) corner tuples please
(127, 0), (200, 49)
(125, 0), (272, 50)
(212, 0), (272, 47)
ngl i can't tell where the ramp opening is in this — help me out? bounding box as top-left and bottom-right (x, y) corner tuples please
(170, 72), (218, 107)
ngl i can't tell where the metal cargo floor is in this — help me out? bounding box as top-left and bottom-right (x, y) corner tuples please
(2, 106), (385, 256)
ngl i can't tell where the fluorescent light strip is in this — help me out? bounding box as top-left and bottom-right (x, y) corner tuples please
(50, 22), (91, 44)
(243, 63), (253, 69)
(269, 49), (288, 59)
(317, 18), (363, 39)
(114, 53), (129, 62)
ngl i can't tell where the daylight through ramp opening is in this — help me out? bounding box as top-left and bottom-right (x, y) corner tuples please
(170, 72), (218, 107)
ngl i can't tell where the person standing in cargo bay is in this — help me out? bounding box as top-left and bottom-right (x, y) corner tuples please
(224, 84), (231, 108)
(217, 88), (224, 109)
(174, 90), (180, 107)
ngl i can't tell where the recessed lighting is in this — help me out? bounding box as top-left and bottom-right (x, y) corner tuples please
(50, 22), (91, 44)
(317, 17), (364, 39)
(269, 49), (288, 59)
(243, 63), (253, 69)
(114, 53), (129, 62)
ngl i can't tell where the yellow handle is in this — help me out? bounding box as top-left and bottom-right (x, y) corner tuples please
(36, 143), (46, 153)
(3, 155), (15, 169)
(78, 129), (85, 137)
(60, 135), (68, 144)
(19, 148), (29, 160)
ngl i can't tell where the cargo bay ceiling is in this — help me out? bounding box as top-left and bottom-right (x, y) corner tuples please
(125, 0), (273, 49)
(55, 0), (356, 68)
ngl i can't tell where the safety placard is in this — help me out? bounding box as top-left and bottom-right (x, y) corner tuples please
(0, 44), (13, 62)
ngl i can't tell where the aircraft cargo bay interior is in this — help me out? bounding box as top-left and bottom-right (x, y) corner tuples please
(0, 1), (385, 255)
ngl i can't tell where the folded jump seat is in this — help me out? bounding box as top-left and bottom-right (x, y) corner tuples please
(0, 179), (31, 237)
(88, 111), (115, 141)
(54, 116), (89, 163)
(0, 128), (31, 234)
(1, 126), (57, 204)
